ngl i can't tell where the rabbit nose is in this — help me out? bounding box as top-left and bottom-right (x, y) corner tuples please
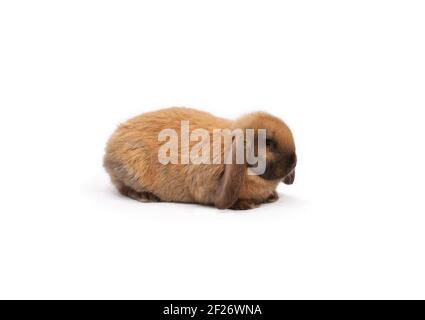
(283, 170), (295, 185)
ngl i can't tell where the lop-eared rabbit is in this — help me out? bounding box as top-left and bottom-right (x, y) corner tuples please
(104, 107), (296, 210)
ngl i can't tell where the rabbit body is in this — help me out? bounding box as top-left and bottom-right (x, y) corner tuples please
(104, 107), (295, 209)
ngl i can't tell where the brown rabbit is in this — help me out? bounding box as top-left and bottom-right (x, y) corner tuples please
(104, 107), (296, 210)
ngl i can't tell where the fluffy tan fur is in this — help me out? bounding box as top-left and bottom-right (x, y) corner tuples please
(104, 107), (296, 210)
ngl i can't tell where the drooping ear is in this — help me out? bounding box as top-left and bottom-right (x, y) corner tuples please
(283, 170), (295, 185)
(214, 140), (246, 209)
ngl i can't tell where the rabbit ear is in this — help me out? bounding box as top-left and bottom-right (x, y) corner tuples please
(215, 140), (246, 209)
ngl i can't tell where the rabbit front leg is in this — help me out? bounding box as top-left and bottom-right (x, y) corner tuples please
(264, 190), (279, 203)
(230, 190), (279, 210)
(230, 199), (258, 210)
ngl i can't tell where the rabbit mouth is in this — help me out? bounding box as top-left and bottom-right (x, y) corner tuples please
(283, 170), (295, 185)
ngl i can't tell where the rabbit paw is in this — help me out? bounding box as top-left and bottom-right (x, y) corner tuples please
(119, 186), (160, 202)
(264, 191), (279, 203)
(230, 200), (258, 210)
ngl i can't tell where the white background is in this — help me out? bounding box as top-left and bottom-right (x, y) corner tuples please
(1, 1), (424, 299)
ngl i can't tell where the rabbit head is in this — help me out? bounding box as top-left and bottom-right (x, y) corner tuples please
(215, 112), (297, 209)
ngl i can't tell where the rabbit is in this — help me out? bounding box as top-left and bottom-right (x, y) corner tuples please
(104, 107), (296, 210)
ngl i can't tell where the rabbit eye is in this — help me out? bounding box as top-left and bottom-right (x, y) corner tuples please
(266, 138), (275, 148)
